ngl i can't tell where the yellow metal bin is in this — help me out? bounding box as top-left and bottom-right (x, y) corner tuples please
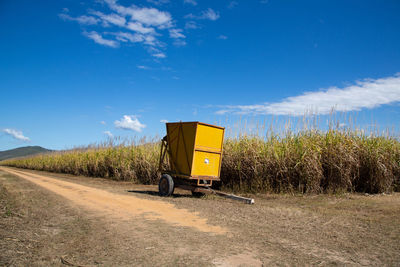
(158, 121), (225, 196)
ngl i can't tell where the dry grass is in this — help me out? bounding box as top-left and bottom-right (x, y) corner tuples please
(1, 141), (161, 185)
(221, 130), (400, 194)
(2, 115), (399, 194)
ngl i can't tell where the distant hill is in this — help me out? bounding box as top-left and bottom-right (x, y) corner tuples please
(0, 146), (52, 161)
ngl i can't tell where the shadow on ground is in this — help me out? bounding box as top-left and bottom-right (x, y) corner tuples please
(127, 190), (197, 198)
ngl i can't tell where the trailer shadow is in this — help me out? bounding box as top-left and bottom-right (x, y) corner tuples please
(127, 190), (197, 199)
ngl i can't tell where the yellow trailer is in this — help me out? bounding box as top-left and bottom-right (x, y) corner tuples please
(158, 121), (224, 196)
(158, 121), (254, 204)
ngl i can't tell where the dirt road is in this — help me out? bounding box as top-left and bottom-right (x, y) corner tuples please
(2, 167), (226, 235)
(1, 166), (400, 266)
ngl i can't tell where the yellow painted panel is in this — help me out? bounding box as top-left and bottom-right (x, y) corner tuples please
(195, 124), (224, 152)
(192, 151), (221, 177)
(166, 122), (196, 176)
(166, 122), (224, 178)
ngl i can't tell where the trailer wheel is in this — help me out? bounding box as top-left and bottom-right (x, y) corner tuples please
(159, 174), (174, 196)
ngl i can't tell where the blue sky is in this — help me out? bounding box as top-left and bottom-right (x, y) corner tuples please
(1, 0), (400, 150)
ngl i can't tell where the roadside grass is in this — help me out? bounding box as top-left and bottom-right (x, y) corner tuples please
(2, 115), (399, 194)
(0, 180), (15, 218)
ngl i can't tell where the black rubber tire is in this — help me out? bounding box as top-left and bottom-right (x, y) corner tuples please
(158, 174), (174, 197)
(191, 191), (205, 197)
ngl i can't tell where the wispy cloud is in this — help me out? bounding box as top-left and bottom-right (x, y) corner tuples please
(105, 0), (172, 27)
(84, 31), (119, 47)
(201, 9), (220, 20)
(183, 0), (197, 6)
(147, 46), (167, 58)
(100, 121), (106, 125)
(111, 31), (144, 43)
(160, 119), (169, 123)
(60, 0), (185, 58)
(216, 74), (400, 116)
(104, 131), (113, 138)
(169, 28), (185, 39)
(91, 11), (126, 27)
(59, 13), (99, 25)
(185, 8), (220, 21)
(147, 0), (170, 5)
(185, 21), (199, 29)
(60, 0), (221, 58)
(218, 35), (228, 40)
(2, 129), (30, 142)
(167, 28), (186, 46)
(114, 115), (146, 132)
(137, 65), (150, 69)
(126, 22), (155, 34)
(227, 1), (238, 9)
(152, 52), (166, 58)
(173, 39), (186, 46)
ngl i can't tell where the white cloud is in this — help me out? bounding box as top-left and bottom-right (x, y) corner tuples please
(138, 10), (170, 26)
(173, 39), (187, 46)
(161, 66), (172, 71)
(111, 32), (145, 43)
(169, 28), (185, 39)
(184, 0), (197, 5)
(218, 35), (228, 40)
(147, 0), (170, 5)
(216, 74), (400, 116)
(84, 31), (119, 47)
(60, 0), (187, 58)
(104, 131), (114, 138)
(147, 46), (162, 54)
(59, 13), (99, 25)
(105, 1), (172, 27)
(144, 35), (160, 46)
(160, 119), (169, 123)
(126, 22), (155, 34)
(186, 8), (220, 21)
(137, 65), (150, 69)
(131, 8), (171, 27)
(201, 8), (220, 20)
(91, 11), (126, 27)
(114, 115), (146, 132)
(228, 1), (238, 9)
(185, 21), (199, 29)
(2, 129), (30, 142)
(152, 52), (166, 58)
(100, 121), (106, 125)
